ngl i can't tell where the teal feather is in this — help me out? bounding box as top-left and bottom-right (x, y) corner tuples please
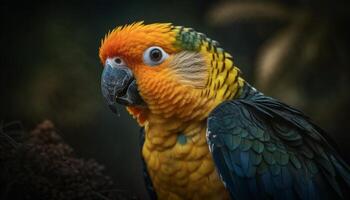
(207, 83), (350, 199)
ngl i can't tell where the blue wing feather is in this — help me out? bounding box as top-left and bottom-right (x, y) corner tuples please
(207, 84), (350, 200)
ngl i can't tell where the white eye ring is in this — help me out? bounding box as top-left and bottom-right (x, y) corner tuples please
(143, 46), (169, 66)
(107, 57), (126, 68)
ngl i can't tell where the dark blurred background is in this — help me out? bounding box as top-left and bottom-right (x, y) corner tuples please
(1, 0), (349, 199)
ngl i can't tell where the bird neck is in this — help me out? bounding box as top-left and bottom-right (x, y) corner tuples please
(127, 81), (216, 126)
(126, 67), (245, 128)
(136, 71), (245, 151)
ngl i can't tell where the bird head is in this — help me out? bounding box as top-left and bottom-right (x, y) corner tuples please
(99, 22), (243, 125)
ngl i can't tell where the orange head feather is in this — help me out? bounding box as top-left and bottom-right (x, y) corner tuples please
(99, 22), (178, 66)
(99, 22), (243, 125)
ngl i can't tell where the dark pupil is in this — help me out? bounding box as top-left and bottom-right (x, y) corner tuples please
(114, 58), (122, 64)
(150, 49), (162, 61)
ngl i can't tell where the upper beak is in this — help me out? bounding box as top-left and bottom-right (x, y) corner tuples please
(101, 63), (145, 113)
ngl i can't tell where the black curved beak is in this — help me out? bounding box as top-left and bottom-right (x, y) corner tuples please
(101, 63), (145, 114)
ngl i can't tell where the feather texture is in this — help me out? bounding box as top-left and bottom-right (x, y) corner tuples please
(169, 51), (207, 88)
(139, 128), (157, 200)
(207, 83), (350, 199)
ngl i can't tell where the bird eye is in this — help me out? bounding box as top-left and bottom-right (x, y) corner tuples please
(107, 57), (126, 68)
(114, 57), (122, 64)
(143, 46), (168, 66)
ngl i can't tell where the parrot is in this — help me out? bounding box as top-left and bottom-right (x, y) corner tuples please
(99, 22), (350, 200)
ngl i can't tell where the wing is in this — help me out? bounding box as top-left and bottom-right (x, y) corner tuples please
(207, 88), (350, 200)
(139, 128), (157, 200)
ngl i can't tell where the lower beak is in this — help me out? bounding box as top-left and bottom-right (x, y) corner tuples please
(101, 63), (145, 113)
